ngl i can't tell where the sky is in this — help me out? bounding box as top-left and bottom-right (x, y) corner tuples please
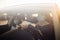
(0, 0), (60, 9)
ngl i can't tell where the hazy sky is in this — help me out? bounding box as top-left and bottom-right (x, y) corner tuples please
(0, 0), (60, 9)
